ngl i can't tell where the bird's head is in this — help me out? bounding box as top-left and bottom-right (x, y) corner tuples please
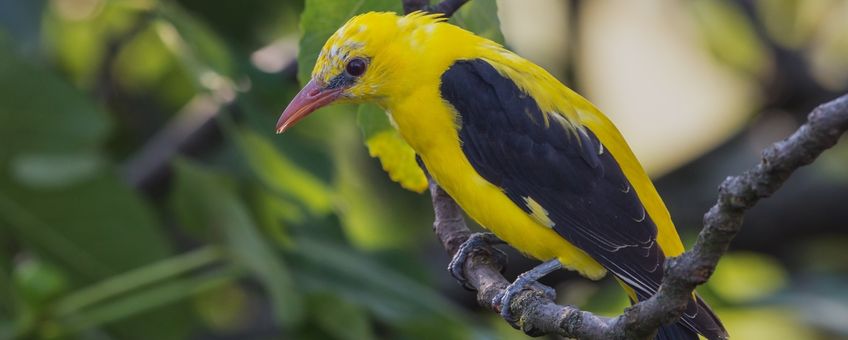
(276, 11), (451, 133)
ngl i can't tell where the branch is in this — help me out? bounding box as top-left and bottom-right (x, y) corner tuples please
(124, 60), (298, 195)
(425, 88), (848, 338)
(403, 0), (469, 17)
(122, 93), (233, 193)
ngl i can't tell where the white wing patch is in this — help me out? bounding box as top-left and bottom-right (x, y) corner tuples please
(524, 196), (555, 228)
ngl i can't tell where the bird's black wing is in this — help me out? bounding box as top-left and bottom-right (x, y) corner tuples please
(440, 59), (712, 337)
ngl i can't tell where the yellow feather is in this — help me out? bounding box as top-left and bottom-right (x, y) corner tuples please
(312, 11), (685, 281)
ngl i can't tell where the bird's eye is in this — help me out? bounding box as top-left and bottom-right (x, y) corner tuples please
(345, 58), (367, 77)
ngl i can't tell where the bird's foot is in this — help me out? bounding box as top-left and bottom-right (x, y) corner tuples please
(492, 259), (562, 329)
(447, 232), (507, 290)
(530, 281), (557, 301)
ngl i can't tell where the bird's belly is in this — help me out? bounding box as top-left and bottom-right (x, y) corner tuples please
(420, 145), (607, 280)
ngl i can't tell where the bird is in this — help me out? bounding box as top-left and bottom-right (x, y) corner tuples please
(276, 11), (727, 340)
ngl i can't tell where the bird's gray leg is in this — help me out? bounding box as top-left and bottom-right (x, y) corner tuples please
(448, 232), (507, 290)
(494, 259), (562, 327)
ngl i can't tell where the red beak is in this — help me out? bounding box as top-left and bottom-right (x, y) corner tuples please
(275, 79), (343, 133)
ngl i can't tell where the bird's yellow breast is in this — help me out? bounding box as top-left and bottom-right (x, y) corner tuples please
(387, 85), (608, 280)
(373, 15), (683, 280)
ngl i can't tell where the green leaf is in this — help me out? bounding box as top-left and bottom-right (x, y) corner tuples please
(573, 280), (630, 317)
(247, 185), (302, 249)
(54, 267), (241, 338)
(170, 160), (304, 326)
(235, 128), (334, 214)
(44, 247), (226, 337)
(0, 34), (189, 340)
(717, 307), (817, 340)
(113, 21), (183, 95)
(329, 120), (430, 250)
(297, 0), (401, 85)
(192, 282), (250, 332)
(0, 36), (170, 277)
(448, 0), (505, 44)
(0, 34), (109, 165)
(10, 152), (103, 189)
(331, 116), (438, 251)
(157, 2), (237, 80)
(308, 293), (375, 340)
(12, 257), (69, 309)
(0, 173), (174, 281)
(0, 173), (195, 340)
(753, 0), (833, 50)
(689, 0), (770, 78)
(292, 238), (476, 339)
(53, 246), (225, 318)
(707, 251), (787, 303)
(41, 1), (142, 87)
(357, 104), (428, 193)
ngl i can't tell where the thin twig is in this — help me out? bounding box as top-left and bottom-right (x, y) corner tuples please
(124, 60), (298, 194)
(403, 0), (469, 17)
(429, 0), (470, 17)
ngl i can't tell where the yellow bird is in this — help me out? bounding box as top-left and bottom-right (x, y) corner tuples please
(276, 12), (727, 340)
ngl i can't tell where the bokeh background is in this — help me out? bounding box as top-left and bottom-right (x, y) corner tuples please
(1, 0), (848, 339)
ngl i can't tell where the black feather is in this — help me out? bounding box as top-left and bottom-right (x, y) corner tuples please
(440, 59), (727, 340)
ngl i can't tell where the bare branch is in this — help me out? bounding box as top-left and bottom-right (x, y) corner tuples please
(402, 0), (430, 14)
(124, 60), (298, 195)
(402, 0), (470, 17)
(429, 0), (470, 17)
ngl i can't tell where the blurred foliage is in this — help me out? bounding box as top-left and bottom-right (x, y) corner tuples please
(357, 104), (428, 193)
(0, 0), (846, 339)
(708, 252), (788, 304)
(688, 0), (770, 79)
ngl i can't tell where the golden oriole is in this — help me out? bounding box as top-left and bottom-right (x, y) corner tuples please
(276, 12), (727, 340)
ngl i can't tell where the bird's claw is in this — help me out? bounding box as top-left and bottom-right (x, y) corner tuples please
(492, 259), (562, 330)
(531, 281), (557, 301)
(493, 280), (557, 328)
(447, 232), (506, 290)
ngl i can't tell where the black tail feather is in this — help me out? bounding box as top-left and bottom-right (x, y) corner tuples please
(692, 294), (728, 340)
(655, 322), (699, 340)
(625, 290), (728, 340)
(651, 294), (728, 340)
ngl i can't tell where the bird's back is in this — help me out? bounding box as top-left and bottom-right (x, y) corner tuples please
(376, 12), (726, 339)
